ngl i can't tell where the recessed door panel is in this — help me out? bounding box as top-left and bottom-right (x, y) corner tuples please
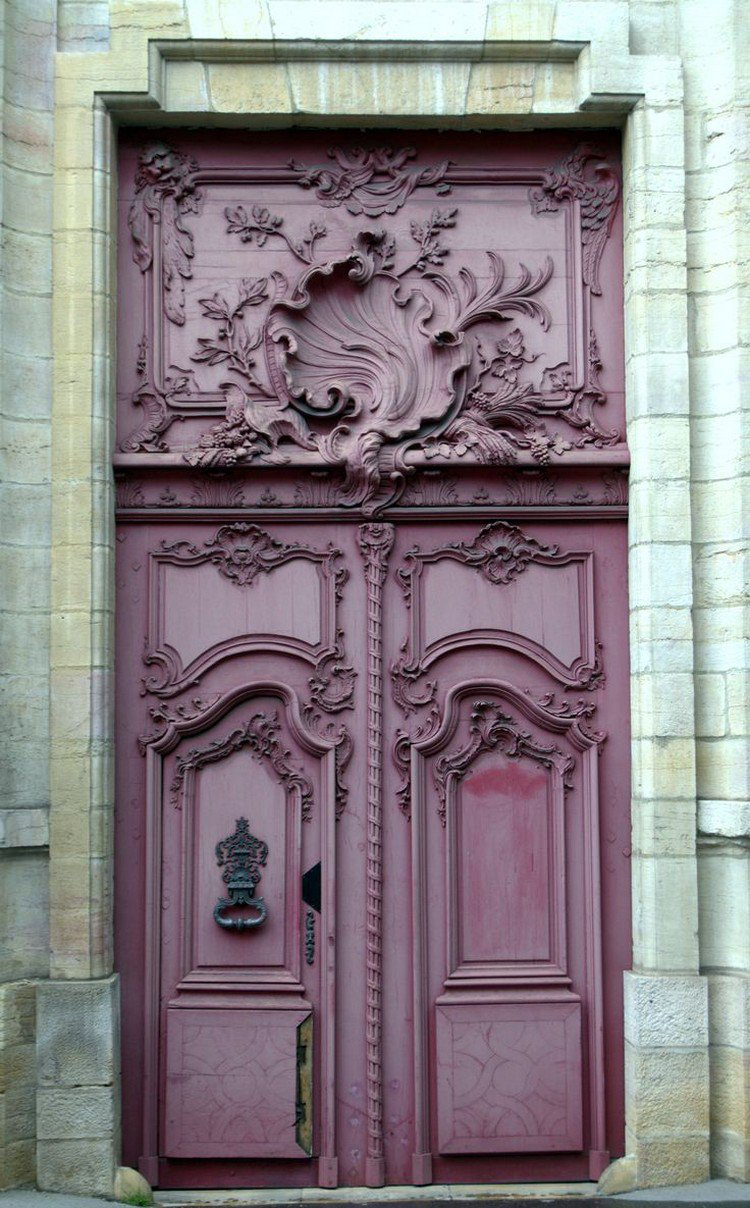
(454, 748), (555, 967)
(435, 1002), (583, 1154)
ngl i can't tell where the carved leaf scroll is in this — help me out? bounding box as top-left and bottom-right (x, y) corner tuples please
(186, 215), (557, 509)
(288, 145), (453, 217)
(170, 710), (313, 819)
(530, 143), (620, 296)
(434, 701), (574, 825)
(128, 142), (202, 325)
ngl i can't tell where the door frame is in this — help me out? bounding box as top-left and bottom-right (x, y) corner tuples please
(47, 19), (709, 1193)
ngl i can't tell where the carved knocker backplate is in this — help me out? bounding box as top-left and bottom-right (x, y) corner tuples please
(213, 816), (268, 930)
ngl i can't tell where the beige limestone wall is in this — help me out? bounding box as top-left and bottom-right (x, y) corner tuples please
(0, 0), (747, 1194)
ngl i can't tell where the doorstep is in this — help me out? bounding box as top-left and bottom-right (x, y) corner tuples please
(154, 1185), (596, 1206)
(152, 1179), (750, 1207)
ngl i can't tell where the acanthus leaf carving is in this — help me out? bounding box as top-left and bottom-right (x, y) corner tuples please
(391, 642), (437, 717)
(302, 707), (353, 819)
(434, 700), (575, 826)
(170, 710), (313, 819)
(432, 520), (560, 587)
(394, 705), (440, 819)
(185, 216), (557, 510)
(128, 142), (202, 326)
(288, 145), (453, 217)
(120, 371), (190, 454)
(530, 143), (620, 296)
(137, 694), (222, 751)
(570, 639), (606, 692)
(160, 521), (313, 588)
(308, 630), (356, 713)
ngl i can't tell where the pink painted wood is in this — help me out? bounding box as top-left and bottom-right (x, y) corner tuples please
(114, 129), (631, 1190)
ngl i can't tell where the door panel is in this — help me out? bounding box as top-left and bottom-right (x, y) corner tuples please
(115, 128), (630, 1189)
(435, 1001), (582, 1154)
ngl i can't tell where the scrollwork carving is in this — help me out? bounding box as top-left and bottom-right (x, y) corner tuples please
(159, 522), (313, 588)
(308, 631), (356, 713)
(397, 522), (559, 603)
(128, 142), (202, 326)
(288, 145), (453, 217)
(170, 710), (313, 818)
(185, 217), (557, 509)
(530, 143), (620, 296)
(434, 700), (575, 825)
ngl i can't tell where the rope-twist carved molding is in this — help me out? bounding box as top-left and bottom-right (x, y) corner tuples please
(358, 522), (394, 1177)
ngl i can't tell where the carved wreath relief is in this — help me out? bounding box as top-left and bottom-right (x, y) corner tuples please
(125, 141), (621, 512)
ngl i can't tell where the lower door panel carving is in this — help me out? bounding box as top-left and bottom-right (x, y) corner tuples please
(164, 1007), (312, 1159)
(435, 1000), (583, 1154)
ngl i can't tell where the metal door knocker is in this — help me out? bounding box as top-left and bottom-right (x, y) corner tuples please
(213, 816), (268, 930)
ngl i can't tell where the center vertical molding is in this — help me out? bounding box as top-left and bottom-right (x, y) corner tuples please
(358, 522), (395, 1187)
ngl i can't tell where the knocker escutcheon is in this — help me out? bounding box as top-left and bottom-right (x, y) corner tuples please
(213, 816), (268, 931)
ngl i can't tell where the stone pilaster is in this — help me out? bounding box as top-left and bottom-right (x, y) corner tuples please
(36, 976), (120, 1195)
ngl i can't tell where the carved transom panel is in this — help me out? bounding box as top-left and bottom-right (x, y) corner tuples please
(118, 132), (624, 514)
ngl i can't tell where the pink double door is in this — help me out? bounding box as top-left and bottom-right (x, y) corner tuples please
(115, 130), (631, 1190)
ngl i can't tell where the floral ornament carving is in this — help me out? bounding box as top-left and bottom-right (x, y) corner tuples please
(138, 694), (221, 751)
(187, 215), (555, 510)
(523, 689), (607, 745)
(170, 710), (313, 819)
(530, 143), (620, 296)
(288, 145), (453, 217)
(391, 644), (437, 717)
(302, 707), (353, 819)
(309, 631), (356, 713)
(434, 701), (574, 826)
(120, 369), (192, 453)
(397, 521), (559, 603)
(394, 706), (440, 818)
(160, 522), (314, 588)
(128, 142), (202, 325)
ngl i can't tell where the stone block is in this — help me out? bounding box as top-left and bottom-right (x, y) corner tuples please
(696, 737), (750, 803)
(597, 1152), (636, 1194)
(1, 1138), (36, 1189)
(37, 976), (119, 1088)
(634, 1134), (711, 1187)
(625, 1043), (710, 1133)
(207, 62), (291, 115)
(465, 62), (535, 116)
(37, 1085), (116, 1140)
(630, 859), (701, 972)
(694, 674), (727, 738)
(631, 798), (697, 858)
(628, 543), (693, 610)
(37, 1137), (116, 1196)
(698, 844), (750, 970)
(624, 972), (708, 1048)
(271, 0), (488, 43)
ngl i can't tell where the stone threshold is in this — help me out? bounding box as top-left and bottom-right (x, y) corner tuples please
(155, 1187), (597, 1206)
(152, 1180), (750, 1208)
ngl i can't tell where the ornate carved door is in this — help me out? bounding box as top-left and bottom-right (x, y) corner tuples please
(115, 131), (631, 1190)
